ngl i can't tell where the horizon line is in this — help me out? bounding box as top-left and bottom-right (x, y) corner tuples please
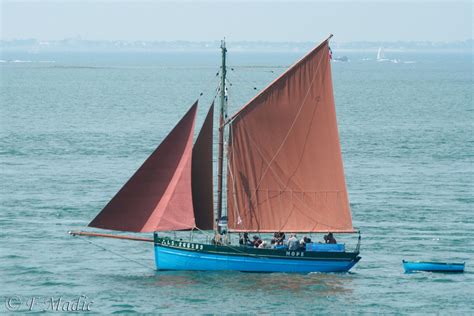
(1, 38), (473, 43)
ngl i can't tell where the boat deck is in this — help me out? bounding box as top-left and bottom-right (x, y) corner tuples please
(155, 237), (360, 261)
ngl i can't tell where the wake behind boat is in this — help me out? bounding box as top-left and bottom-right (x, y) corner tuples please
(71, 35), (361, 273)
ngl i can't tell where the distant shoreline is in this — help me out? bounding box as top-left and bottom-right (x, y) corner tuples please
(1, 39), (472, 53)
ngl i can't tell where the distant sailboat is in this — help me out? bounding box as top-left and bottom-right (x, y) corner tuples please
(377, 47), (388, 62)
(71, 35), (361, 273)
(377, 47), (402, 63)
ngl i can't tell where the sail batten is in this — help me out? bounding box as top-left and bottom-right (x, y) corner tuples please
(89, 102), (199, 233)
(227, 40), (354, 233)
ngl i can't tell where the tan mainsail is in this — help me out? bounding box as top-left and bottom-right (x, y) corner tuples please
(192, 103), (214, 230)
(89, 102), (198, 232)
(227, 40), (354, 233)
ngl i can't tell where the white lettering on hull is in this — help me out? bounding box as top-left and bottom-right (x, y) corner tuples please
(160, 239), (204, 250)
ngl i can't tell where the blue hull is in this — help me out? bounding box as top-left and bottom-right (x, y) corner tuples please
(155, 245), (360, 273)
(403, 260), (465, 273)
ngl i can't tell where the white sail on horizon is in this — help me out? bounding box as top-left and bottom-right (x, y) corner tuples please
(377, 47), (385, 60)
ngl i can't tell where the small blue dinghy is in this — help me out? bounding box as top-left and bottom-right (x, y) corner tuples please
(403, 260), (465, 273)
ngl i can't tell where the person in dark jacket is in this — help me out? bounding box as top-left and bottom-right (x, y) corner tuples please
(239, 232), (250, 246)
(324, 232), (337, 244)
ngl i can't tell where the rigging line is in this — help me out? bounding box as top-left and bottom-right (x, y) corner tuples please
(72, 233), (156, 272)
(227, 67), (263, 93)
(253, 51), (326, 192)
(224, 78), (231, 119)
(226, 54), (326, 212)
(197, 66), (221, 101)
(208, 67), (222, 101)
(227, 48), (348, 231)
(230, 63), (350, 230)
(194, 226), (269, 258)
(244, 54), (329, 198)
(211, 75), (221, 102)
(192, 226), (214, 238)
(230, 65), (285, 70)
(225, 36), (332, 125)
(235, 133), (346, 231)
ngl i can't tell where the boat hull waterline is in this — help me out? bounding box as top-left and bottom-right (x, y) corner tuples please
(155, 238), (361, 273)
(403, 260), (465, 273)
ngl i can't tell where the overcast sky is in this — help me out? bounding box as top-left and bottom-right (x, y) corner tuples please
(1, 1), (472, 42)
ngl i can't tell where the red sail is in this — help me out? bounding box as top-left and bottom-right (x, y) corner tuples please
(192, 103), (214, 230)
(89, 102), (198, 232)
(227, 40), (354, 233)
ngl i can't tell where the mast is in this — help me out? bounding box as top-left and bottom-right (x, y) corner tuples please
(216, 39), (227, 230)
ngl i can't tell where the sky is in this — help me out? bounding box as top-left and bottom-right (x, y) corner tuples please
(1, 1), (472, 42)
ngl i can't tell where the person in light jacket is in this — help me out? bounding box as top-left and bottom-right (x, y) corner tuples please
(287, 234), (299, 251)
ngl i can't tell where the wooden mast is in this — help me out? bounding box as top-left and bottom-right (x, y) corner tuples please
(216, 39), (227, 231)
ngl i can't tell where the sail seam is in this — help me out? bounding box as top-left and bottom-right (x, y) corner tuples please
(144, 144), (196, 231)
(142, 105), (198, 232)
(253, 50), (325, 192)
(227, 124), (243, 227)
(228, 48), (352, 232)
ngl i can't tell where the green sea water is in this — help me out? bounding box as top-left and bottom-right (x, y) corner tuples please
(1, 50), (473, 314)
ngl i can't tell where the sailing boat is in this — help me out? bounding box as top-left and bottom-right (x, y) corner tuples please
(71, 35), (361, 273)
(377, 47), (389, 62)
(377, 47), (401, 64)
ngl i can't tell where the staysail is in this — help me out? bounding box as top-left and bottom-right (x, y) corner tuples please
(89, 102), (198, 232)
(192, 103), (214, 230)
(227, 39), (354, 233)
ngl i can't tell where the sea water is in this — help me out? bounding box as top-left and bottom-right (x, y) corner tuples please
(1, 50), (473, 313)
